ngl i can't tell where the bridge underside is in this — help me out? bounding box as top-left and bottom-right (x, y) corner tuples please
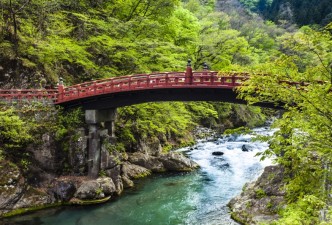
(57, 87), (280, 110)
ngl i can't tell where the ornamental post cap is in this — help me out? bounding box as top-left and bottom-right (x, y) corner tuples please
(203, 62), (208, 70)
(187, 59), (192, 67)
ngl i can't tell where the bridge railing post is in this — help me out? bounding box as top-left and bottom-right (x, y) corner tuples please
(185, 59), (193, 85)
(57, 77), (64, 102)
(147, 75), (150, 87)
(165, 73), (169, 86)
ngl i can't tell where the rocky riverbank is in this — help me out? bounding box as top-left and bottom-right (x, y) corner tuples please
(228, 165), (286, 225)
(0, 149), (198, 217)
(0, 105), (268, 218)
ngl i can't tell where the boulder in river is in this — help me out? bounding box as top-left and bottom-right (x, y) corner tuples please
(122, 162), (151, 179)
(121, 175), (134, 188)
(128, 152), (165, 172)
(212, 151), (224, 156)
(105, 165), (123, 195)
(127, 152), (199, 173)
(51, 180), (76, 201)
(242, 144), (253, 152)
(74, 177), (116, 200)
(158, 152), (199, 172)
(75, 180), (101, 200)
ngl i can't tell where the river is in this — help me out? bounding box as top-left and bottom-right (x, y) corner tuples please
(3, 126), (273, 225)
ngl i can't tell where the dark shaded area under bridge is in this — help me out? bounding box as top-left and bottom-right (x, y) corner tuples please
(57, 87), (282, 110)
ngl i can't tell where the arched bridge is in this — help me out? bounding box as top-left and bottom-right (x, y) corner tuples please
(56, 68), (250, 110)
(0, 63), (278, 109)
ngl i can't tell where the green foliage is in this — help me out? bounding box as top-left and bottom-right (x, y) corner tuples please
(255, 188), (267, 199)
(116, 102), (195, 150)
(271, 195), (326, 225)
(0, 108), (31, 154)
(0, 108), (32, 155)
(55, 108), (84, 141)
(224, 126), (252, 135)
(115, 101), (267, 151)
(186, 102), (218, 126)
(239, 26), (332, 223)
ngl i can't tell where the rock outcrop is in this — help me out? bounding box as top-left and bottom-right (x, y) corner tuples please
(158, 152), (199, 171)
(74, 177), (116, 200)
(121, 162), (151, 179)
(228, 165), (285, 225)
(128, 152), (199, 172)
(0, 129), (199, 217)
(105, 165), (123, 195)
(51, 180), (76, 201)
(0, 160), (55, 217)
(27, 133), (58, 172)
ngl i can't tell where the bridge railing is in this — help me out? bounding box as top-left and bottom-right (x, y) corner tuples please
(192, 71), (248, 86)
(0, 89), (58, 101)
(56, 72), (249, 103)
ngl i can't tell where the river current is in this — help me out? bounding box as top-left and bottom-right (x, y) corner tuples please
(3, 126), (273, 225)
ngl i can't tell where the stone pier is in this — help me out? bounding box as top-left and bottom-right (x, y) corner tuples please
(85, 108), (117, 178)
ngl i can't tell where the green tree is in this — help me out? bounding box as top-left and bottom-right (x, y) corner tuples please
(238, 25), (332, 223)
(0, 108), (31, 156)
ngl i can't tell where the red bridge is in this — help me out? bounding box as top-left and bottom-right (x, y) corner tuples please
(0, 63), (280, 109)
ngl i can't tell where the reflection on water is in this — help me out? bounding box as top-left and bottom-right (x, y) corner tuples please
(2, 127), (273, 225)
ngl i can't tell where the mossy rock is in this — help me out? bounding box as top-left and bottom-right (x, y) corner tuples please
(2, 203), (62, 218)
(69, 196), (111, 205)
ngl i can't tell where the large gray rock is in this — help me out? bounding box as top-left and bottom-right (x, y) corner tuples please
(228, 165), (285, 225)
(121, 175), (134, 188)
(97, 177), (116, 195)
(75, 180), (101, 200)
(158, 152), (199, 172)
(128, 152), (165, 172)
(74, 177), (117, 200)
(106, 165), (123, 195)
(121, 162), (151, 179)
(51, 180), (76, 201)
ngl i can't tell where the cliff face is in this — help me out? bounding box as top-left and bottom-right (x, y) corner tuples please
(228, 165), (286, 225)
(0, 127), (199, 217)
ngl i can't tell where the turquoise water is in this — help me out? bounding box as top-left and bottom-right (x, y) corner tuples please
(2, 127), (273, 225)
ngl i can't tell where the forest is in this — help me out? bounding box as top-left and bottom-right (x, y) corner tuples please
(0, 0), (332, 224)
(239, 0), (332, 26)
